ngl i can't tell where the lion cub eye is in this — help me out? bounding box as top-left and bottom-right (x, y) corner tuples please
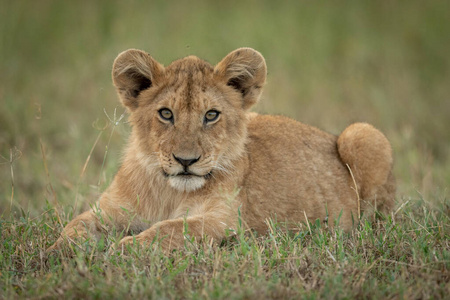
(204, 110), (220, 123)
(158, 108), (173, 122)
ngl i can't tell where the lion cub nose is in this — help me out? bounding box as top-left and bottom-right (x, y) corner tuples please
(173, 154), (200, 168)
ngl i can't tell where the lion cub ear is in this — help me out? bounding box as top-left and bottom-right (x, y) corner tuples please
(214, 48), (267, 110)
(112, 49), (164, 109)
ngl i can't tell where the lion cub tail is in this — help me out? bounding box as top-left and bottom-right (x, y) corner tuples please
(337, 123), (395, 214)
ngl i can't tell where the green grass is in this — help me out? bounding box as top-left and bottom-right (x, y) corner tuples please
(1, 0), (449, 298)
(1, 199), (449, 299)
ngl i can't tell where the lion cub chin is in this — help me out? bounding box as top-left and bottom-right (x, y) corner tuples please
(168, 175), (206, 192)
(48, 48), (395, 253)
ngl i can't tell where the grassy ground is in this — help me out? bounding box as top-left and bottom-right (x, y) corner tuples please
(1, 0), (449, 298)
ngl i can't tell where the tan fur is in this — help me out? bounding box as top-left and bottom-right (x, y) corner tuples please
(48, 48), (395, 252)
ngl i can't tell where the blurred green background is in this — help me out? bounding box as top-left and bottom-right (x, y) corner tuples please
(1, 0), (449, 216)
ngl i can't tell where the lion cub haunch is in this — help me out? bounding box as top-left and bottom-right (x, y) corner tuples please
(48, 48), (395, 252)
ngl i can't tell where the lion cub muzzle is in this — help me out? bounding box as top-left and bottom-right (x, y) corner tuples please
(163, 154), (212, 192)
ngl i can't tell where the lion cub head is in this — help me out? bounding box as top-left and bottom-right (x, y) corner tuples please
(112, 48), (266, 192)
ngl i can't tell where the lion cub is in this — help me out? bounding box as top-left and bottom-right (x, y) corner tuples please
(48, 48), (395, 252)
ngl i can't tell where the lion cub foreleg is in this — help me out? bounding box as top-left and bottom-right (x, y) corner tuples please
(116, 212), (236, 252)
(47, 198), (136, 251)
(46, 208), (107, 251)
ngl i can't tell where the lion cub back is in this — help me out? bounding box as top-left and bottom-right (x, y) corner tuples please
(241, 114), (395, 231)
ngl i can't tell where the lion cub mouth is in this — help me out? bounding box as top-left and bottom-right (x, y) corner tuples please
(163, 170), (212, 178)
(178, 171), (199, 176)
